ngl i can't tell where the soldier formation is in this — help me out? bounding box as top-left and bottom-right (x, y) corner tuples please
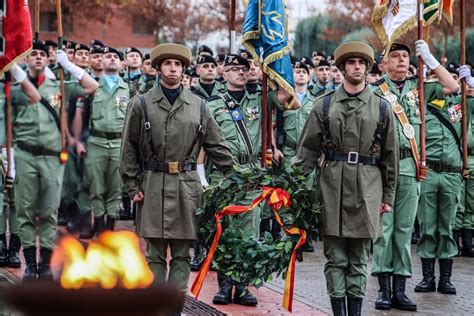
(3, 35), (474, 316)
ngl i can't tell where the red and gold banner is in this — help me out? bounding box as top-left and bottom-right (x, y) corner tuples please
(191, 186), (306, 312)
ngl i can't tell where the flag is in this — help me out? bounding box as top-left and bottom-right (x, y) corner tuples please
(372, 0), (418, 47)
(0, 0), (33, 73)
(242, 0), (294, 98)
(423, 0), (454, 25)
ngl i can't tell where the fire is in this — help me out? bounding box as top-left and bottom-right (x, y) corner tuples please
(58, 231), (154, 290)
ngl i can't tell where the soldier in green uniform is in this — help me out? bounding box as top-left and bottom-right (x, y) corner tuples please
(240, 50), (262, 95)
(309, 59), (332, 96)
(454, 65), (474, 256)
(120, 43), (235, 293)
(370, 42), (459, 311)
(123, 47), (143, 97)
(215, 53), (226, 83)
(293, 41), (398, 316)
(190, 54), (225, 99)
(0, 64), (41, 268)
(73, 44), (90, 70)
(12, 41), (98, 280)
(73, 46), (129, 235)
(88, 44), (104, 81)
(138, 53), (157, 94)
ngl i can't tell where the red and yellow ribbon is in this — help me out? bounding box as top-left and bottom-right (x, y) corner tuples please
(191, 186), (307, 312)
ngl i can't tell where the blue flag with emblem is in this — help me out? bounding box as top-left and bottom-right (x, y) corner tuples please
(242, 0), (294, 98)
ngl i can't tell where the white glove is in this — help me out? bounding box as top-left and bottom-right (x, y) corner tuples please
(459, 65), (474, 88)
(9, 63), (27, 83)
(56, 50), (85, 80)
(415, 40), (440, 70)
(44, 66), (57, 80)
(197, 164), (209, 189)
(2, 148), (15, 180)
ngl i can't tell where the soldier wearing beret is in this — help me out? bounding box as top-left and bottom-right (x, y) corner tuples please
(73, 44), (90, 70)
(309, 59), (333, 97)
(191, 54), (226, 100)
(370, 42), (459, 311)
(240, 50), (262, 95)
(138, 53), (158, 94)
(293, 41), (399, 315)
(120, 43), (235, 293)
(367, 61), (383, 84)
(44, 40), (58, 67)
(89, 45), (104, 81)
(198, 44), (214, 57)
(215, 53), (226, 83)
(123, 47), (143, 97)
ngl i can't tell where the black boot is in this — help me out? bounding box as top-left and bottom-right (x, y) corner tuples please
(106, 216), (116, 231)
(190, 241), (204, 272)
(37, 248), (53, 280)
(346, 296), (362, 316)
(212, 272), (233, 305)
(66, 201), (81, 234)
(22, 247), (37, 281)
(391, 275), (416, 311)
(374, 273), (391, 310)
(79, 211), (93, 239)
(461, 228), (474, 257)
(437, 259), (456, 294)
(233, 283), (257, 306)
(93, 215), (106, 237)
(330, 297), (346, 316)
(57, 200), (69, 226)
(0, 234), (8, 266)
(453, 230), (462, 257)
(414, 258), (436, 292)
(7, 234), (21, 268)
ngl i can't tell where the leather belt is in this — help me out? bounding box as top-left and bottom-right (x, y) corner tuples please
(426, 160), (461, 174)
(143, 160), (196, 174)
(325, 151), (379, 166)
(17, 141), (60, 157)
(90, 130), (123, 140)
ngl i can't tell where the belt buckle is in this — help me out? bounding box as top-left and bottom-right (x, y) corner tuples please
(347, 151), (359, 164)
(168, 161), (180, 174)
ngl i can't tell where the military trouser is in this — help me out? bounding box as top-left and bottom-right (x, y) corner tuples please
(417, 171), (461, 259)
(0, 186), (18, 235)
(145, 238), (192, 292)
(77, 157), (91, 215)
(372, 175), (419, 276)
(61, 148), (81, 205)
(323, 236), (371, 298)
(454, 176), (474, 230)
(85, 142), (121, 219)
(14, 148), (64, 249)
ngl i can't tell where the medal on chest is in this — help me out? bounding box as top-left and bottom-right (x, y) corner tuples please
(447, 103), (462, 122)
(115, 96), (128, 108)
(245, 106), (260, 121)
(405, 89), (419, 108)
(49, 94), (61, 108)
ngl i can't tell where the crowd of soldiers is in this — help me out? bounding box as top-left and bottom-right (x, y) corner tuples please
(2, 35), (474, 316)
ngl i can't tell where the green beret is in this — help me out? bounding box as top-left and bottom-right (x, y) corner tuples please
(151, 43), (192, 68)
(334, 41), (374, 70)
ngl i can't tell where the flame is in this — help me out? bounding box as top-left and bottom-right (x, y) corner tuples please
(59, 231), (154, 290)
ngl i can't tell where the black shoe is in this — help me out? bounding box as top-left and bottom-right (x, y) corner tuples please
(347, 296), (362, 316)
(37, 248), (53, 280)
(330, 297), (347, 316)
(233, 283), (257, 306)
(414, 258), (436, 292)
(212, 272), (233, 305)
(79, 211), (93, 239)
(453, 230), (462, 257)
(106, 216), (116, 231)
(374, 273), (391, 310)
(190, 241), (204, 272)
(391, 275), (416, 311)
(93, 215), (106, 237)
(437, 259), (456, 294)
(7, 234), (21, 268)
(22, 247), (37, 281)
(0, 234), (8, 266)
(461, 229), (474, 257)
(66, 201), (81, 234)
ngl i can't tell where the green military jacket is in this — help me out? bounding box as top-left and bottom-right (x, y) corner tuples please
(282, 90), (318, 169)
(370, 75), (445, 177)
(138, 74), (157, 94)
(123, 71), (142, 98)
(292, 87), (399, 238)
(120, 84), (235, 240)
(190, 81), (226, 100)
(12, 77), (83, 152)
(84, 76), (129, 149)
(308, 81), (333, 97)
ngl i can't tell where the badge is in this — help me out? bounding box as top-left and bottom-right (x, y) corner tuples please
(217, 108), (229, 114)
(405, 89), (419, 108)
(403, 124), (415, 139)
(49, 94), (61, 108)
(448, 103), (462, 122)
(230, 108), (243, 122)
(115, 96), (129, 108)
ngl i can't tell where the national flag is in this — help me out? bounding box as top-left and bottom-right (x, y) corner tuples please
(424, 0), (454, 25)
(0, 0), (33, 73)
(242, 0), (294, 100)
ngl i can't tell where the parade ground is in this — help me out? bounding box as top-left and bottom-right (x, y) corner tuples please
(0, 220), (471, 316)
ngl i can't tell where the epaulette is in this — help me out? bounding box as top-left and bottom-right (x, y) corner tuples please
(207, 95), (221, 102)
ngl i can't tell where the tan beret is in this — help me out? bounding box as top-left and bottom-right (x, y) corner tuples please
(334, 41), (374, 70)
(150, 43), (192, 68)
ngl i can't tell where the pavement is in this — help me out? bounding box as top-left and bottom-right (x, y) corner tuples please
(0, 220), (473, 315)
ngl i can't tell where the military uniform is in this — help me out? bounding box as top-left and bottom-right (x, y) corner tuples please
(293, 42), (398, 316)
(191, 81), (226, 99)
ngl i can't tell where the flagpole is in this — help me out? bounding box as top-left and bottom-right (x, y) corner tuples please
(4, 72), (12, 186)
(56, 0), (68, 164)
(417, 0), (427, 178)
(460, 0), (469, 178)
(34, 0), (40, 41)
(230, 0), (236, 54)
(261, 71), (268, 167)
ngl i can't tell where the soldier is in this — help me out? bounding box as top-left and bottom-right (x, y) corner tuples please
(12, 41), (98, 280)
(215, 53), (226, 83)
(0, 64), (41, 268)
(197, 44), (214, 57)
(309, 59), (332, 96)
(242, 51), (262, 94)
(181, 68), (193, 89)
(292, 41), (398, 316)
(370, 42), (459, 311)
(138, 53), (157, 94)
(73, 44), (90, 70)
(367, 61), (383, 84)
(123, 47), (143, 97)
(311, 51), (326, 66)
(63, 40), (76, 62)
(119, 43), (235, 293)
(190, 54), (225, 99)
(329, 63), (343, 89)
(44, 40), (57, 67)
(72, 46), (129, 235)
(89, 45), (104, 81)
